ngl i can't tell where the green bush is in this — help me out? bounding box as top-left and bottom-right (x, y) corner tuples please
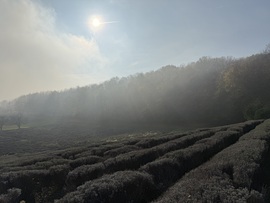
(57, 171), (158, 203)
(69, 156), (103, 169)
(154, 121), (269, 202)
(255, 106), (270, 119)
(243, 100), (270, 120)
(66, 163), (105, 189)
(103, 145), (140, 157)
(0, 119), (265, 202)
(0, 188), (21, 203)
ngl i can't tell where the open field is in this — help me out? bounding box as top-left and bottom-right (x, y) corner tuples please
(0, 119), (270, 202)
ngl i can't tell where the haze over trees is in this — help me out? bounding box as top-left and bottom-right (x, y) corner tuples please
(0, 48), (270, 202)
(0, 50), (270, 130)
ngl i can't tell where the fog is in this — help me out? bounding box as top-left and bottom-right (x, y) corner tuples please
(1, 1), (270, 202)
(0, 0), (107, 101)
(1, 0), (270, 101)
(1, 53), (270, 131)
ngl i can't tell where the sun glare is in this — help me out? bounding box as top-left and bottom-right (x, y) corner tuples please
(89, 16), (104, 31)
(88, 15), (118, 32)
(92, 18), (101, 28)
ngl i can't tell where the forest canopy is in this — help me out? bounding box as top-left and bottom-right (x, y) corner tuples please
(1, 51), (270, 130)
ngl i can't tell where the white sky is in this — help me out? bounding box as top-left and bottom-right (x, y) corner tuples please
(1, 0), (270, 101)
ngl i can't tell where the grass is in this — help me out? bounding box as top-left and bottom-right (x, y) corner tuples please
(1, 124), (29, 131)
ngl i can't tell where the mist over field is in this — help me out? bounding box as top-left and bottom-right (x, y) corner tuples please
(1, 0), (270, 101)
(1, 0), (270, 202)
(1, 51), (270, 133)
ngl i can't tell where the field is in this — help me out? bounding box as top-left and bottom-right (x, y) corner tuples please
(0, 119), (270, 202)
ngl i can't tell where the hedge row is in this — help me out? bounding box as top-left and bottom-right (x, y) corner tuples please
(0, 188), (21, 203)
(66, 131), (214, 188)
(154, 119), (270, 203)
(65, 121), (259, 192)
(140, 130), (242, 193)
(58, 122), (260, 203)
(103, 145), (141, 157)
(135, 132), (188, 148)
(0, 164), (72, 202)
(0, 120), (263, 202)
(57, 171), (158, 203)
(69, 156), (103, 169)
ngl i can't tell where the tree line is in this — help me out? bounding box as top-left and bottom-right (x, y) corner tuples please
(1, 51), (270, 130)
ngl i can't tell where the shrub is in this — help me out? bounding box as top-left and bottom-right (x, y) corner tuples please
(0, 188), (21, 203)
(154, 121), (268, 202)
(34, 158), (70, 169)
(64, 130), (215, 190)
(227, 120), (263, 134)
(57, 171), (158, 203)
(66, 163), (105, 189)
(0, 119), (265, 202)
(139, 158), (181, 191)
(89, 143), (124, 156)
(135, 137), (171, 148)
(0, 170), (49, 202)
(103, 145), (140, 157)
(141, 130), (241, 196)
(69, 156), (103, 169)
(153, 130), (215, 156)
(255, 106), (270, 119)
(57, 148), (89, 160)
(17, 156), (55, 167)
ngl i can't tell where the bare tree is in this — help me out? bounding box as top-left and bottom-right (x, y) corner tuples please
(14, 114), (22, 129)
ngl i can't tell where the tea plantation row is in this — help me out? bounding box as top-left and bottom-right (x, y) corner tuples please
(0, 119), (269, 202)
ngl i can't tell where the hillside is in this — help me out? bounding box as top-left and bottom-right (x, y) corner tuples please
(0, 119), (270, 202)
(1, 52), (270, 131)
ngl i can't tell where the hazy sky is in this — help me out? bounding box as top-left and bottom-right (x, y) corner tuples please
(1, 0), (270, 101)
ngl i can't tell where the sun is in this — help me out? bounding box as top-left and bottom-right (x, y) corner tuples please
(88, 15), (118, 32)
(89, 16), (104, 31)
(92, 17), (102, 28)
